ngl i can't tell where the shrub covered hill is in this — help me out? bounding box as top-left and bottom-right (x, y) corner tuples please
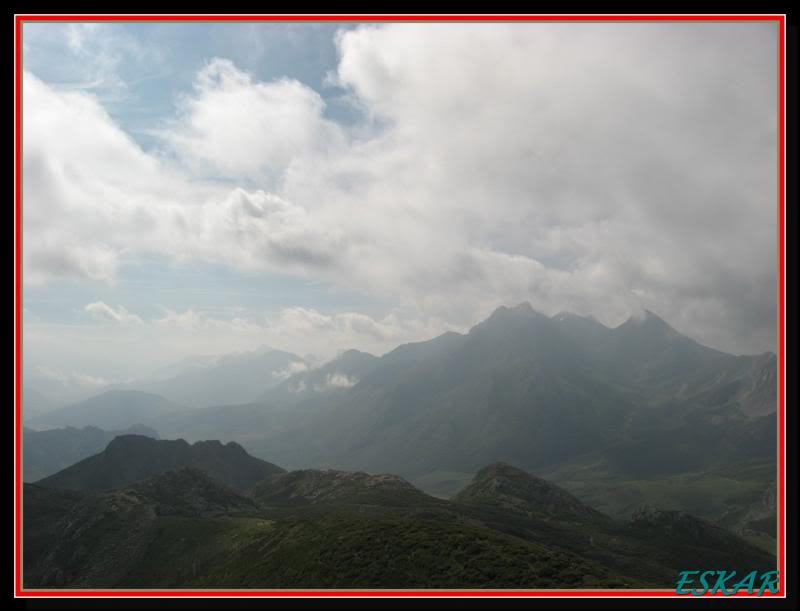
(24, 440), (775, 590)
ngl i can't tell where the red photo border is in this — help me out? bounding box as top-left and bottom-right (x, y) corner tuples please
(12, 13), (787, 599)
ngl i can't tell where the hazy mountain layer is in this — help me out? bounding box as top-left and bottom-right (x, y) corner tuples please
(21, 387), (61, 422)
(145, 348), (307, 408)
(29, 390), (184, 431)
(157, 304), (775, 482)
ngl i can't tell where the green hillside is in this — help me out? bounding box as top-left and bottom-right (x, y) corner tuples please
(24, 449), (775, 590)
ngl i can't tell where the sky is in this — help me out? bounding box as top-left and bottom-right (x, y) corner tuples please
(21, 20), (779, 392)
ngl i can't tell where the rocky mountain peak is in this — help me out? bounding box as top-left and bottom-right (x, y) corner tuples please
(453, 462), (605, 521)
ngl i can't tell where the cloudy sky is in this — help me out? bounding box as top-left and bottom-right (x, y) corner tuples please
(21, 20), (779, 390)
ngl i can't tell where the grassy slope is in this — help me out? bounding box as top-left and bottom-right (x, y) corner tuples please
(26, 478), (775, 590)
(119, 511), (641, 589)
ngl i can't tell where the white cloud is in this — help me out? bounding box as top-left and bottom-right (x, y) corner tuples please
(22, 71), (208, 284)
(153, 308), (265, 335)
(322, 372), (358, 389)
(34, 365), (127, 388)
(22, 71), (347, 285)
(272, 360), (309, 380)
(194, 188), (346, 273)
(84, 301), (143, 325)
(163, 58), (346, 183)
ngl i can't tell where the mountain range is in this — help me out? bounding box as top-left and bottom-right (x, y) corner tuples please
(23, 303), (777, 553)
(23, 347), (309, 421)
(143, 347), (308, 408)
(28, 390), (184, 431)
(135, 304), (775, 476)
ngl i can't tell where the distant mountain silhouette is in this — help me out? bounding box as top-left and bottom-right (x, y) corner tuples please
(23, 424), (159, 481)
(146, 347), (308, 408)
(36, 435), (284, 494)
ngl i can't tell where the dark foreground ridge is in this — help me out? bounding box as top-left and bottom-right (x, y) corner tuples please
(23, 439), (775, 590)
